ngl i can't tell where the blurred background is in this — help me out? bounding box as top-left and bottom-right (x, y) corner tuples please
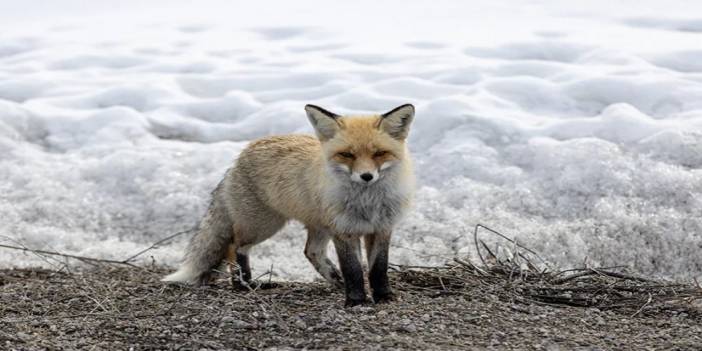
(1, 0), (701, 281)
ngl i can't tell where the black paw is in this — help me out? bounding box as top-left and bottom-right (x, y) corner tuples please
(344, 297), (369, 307)
(373, 291), (396, 304)
(231, 275), (258, 290)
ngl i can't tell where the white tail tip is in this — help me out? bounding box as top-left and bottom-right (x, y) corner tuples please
(161, 266), (199, 284)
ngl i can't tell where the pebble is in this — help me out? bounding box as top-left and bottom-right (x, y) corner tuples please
(399, 324), (417, 333)
(294, 319), (307, 329)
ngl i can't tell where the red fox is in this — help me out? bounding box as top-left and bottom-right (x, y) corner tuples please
(163, 104), (415, 306)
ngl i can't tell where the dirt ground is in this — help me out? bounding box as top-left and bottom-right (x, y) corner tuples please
(1, 263), (701, 351)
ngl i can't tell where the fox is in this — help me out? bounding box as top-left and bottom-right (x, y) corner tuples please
(162, 104), (416, 306)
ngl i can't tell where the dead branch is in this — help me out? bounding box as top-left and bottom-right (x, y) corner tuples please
(122, 227), (195, 263)
(0, 243), (138, 267)
(631, 293), (653, 317)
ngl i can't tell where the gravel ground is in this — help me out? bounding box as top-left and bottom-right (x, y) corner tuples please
(1, 264), (701, 350)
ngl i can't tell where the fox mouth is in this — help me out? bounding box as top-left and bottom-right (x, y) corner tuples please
(352, 178), (378, 186)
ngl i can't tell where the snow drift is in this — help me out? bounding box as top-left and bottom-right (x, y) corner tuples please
(1, 0), (701, 281)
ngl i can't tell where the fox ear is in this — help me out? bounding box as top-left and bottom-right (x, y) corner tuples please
(379, 104), (414, 140)
(305, 104), (340, 141)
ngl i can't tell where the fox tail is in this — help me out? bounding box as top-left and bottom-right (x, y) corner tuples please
(162, 197), (232, 285)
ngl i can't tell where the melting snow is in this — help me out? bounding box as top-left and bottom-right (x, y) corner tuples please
(1, 0), (701, 281)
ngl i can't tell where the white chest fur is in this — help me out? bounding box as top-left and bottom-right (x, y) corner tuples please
(324, 173), (413, 235)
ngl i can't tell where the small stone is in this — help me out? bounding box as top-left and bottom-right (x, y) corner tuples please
(399, 324), (417, 333)
(231, 320), (252, 329)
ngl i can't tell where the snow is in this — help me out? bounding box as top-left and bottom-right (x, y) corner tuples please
(1, 0), (701, 281)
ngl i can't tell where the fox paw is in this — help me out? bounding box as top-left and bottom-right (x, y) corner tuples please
(373, 292), (396, 304)
(344, 297), (370, 307)
(231, 279), (255, 291)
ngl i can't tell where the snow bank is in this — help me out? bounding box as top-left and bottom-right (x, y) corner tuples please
(1, 0), (701, 281)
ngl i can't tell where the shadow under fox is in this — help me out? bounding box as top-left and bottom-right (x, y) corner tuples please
(163, 104), (416, 306)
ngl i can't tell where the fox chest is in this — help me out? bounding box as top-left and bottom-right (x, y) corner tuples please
(326, 184), (409, 235)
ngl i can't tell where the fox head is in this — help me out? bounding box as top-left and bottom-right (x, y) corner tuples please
(305, 104), (414, 185)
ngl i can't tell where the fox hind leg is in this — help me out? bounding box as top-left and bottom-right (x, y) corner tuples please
(226, 243), (253, 290)
(304, 228), (343, 289)
(225, 204), (286, 290)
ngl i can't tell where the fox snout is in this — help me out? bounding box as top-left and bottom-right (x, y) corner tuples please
(351, 170), (379, 184)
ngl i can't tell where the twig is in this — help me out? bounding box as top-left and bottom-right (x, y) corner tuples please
(390, 263), (446, 270)
(0, 243), (138, 267)
(0, 235), (69, 271)
(473, 225), (487, 267)
(122, 228), (195, 263)
(438, 276), (447, 291)
(591, 268), (658, 283)
(553, 265), (628, 277)
(268, 263), (274, 286)
(552, 271), (598, 285)
(473, 224), (550, 267)
(631, 293), (653, 317)
(480, 240), (497, 261)
(453, 257), (488, 276)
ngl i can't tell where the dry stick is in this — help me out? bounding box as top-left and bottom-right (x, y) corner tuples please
(473, 225), (488, 267)
(479, 240), (497, 261)
(0, 235), (70, 271)
(552, 270), (599, 285)
(591, 268), (658, 283)
(518, 253), (539, 273)
(508, 237), (520, 281)
(122, 228), (195, 263)
(438, 276), (447, 291)
(0, 243), (138, 267)
(474, 224), (550, 267)
(453, 257), (488, 276)
(390, 263), (444, 270)
(267, 263), (274, 286)
(631, 293), (653, 317)
(552, 265), (629, 279)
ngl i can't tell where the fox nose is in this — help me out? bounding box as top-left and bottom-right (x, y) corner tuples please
(360, 173), (374, 182)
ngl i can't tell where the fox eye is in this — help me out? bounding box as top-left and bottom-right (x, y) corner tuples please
(373, 150), (388, 157)
(338, 152), (355, 159)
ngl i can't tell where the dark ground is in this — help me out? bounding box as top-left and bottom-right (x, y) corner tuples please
(1, 262), (701, 350)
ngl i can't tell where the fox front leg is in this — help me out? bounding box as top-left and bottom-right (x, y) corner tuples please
(365, 231), (394, 303)
(304, 228), (344, 289)
(333, 235), (367, 307)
